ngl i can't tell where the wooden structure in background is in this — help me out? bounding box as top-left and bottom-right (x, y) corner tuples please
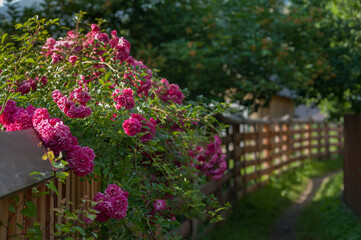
(343, 114), (361, 217)
(0, 129), (100, 239)
(250, 95), (295, 119)
(178, 115), (344, 239)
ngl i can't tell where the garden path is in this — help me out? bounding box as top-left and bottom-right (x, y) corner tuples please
(269, 170), (342, 240)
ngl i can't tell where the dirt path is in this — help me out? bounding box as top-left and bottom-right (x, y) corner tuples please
(269, 171), (341, 240)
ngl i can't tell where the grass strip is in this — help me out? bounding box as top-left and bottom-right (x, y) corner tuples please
(296, 171), (361, 240)
(199, 156), (343, 240)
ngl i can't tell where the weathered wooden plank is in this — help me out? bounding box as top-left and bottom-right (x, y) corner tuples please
(0, 198), (8, 239)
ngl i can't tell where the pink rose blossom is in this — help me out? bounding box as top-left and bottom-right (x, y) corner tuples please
(155, 78), (185, 105)
(122, 118), (142, 136)
(154, 199), (166, 211)
(17, 79), (37, 95)
(91, 24), (100, 32)
(69, 55), (78, 64)
(66, 145), (95, 177)
(69, 87), (91, 106)
(89, 184), (129, 223)
(32, 109), (77, 155)
(112, 88), (135, 110)
(0, 100), (34, 131)
(122, 114), (157, 142)
(52, 89), (92, 118)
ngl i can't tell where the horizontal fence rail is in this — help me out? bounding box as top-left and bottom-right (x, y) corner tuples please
(179, 116), (344, 239)
(0, 116), (344, 239)
(0, 172), (100, 239)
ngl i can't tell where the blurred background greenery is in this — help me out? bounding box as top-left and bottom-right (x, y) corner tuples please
(1, 0), (361, 118)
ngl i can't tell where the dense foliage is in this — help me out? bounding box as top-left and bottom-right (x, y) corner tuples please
(0, 15), (228, 239)
(2, 0), (360, 116)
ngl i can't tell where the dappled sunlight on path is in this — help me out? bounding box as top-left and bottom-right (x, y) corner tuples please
(269, 170), (342, 240)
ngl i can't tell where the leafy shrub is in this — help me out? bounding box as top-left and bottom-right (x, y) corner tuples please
(0, 14), (228, 239)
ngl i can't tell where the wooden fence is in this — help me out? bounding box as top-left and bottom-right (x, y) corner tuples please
(0, 116), (343, 239)
(178, 115), (344, 239)
(0, 171), (100, 239)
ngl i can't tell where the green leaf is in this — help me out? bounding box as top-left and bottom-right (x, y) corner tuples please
(46, 181), (59, 197)
(2, 33), (8, 44)
(72, 226), (86, 236)
(29, 171), (43, 176)
(104, 72), (111, 81)
(8, 204), (16, 213)
(21, 202), (37, 217)
(25, 58), (35, 64)
(14, 24), (23, 29)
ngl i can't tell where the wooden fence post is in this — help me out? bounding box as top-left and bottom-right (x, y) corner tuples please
(338, 122), (343, 154)
(308, 119), (313, 160)
(324, 122), (330, 159)
(241, 123), (248, 196)
(255, 123), (261, 188)
(286, 121), (292, 169)
(263, 122), (271, 181)
(232, 123), (240, 199)
(270, 120), (275, 174)
(343, 114), (361, 216)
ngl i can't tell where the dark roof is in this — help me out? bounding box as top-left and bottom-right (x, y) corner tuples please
(294, 104), (327, 121)
(0, 128), (53, 199)
(277, 88), (297, 99)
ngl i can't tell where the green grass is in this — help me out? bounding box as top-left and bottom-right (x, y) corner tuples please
(296, 172), (361, 240)
(199, 157), (343, 240)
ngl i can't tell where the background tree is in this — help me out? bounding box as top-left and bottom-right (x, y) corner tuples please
(1, 0), (360, 113)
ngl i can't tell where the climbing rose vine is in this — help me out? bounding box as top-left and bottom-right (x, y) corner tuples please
(0, 15), (227, 239)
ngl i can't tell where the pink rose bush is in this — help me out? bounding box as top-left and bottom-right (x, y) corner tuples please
(0, 19), (227, 238)
(190, 135), (227, 180)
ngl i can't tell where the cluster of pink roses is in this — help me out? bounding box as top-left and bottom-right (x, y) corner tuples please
(39, 24), (188, 145)
(17, 76), (48, 95)
(124, 57), (152, 96)
(122, 114), (156, 142)
(0, 100), (35, 131)
(112, 88), (135, 110)
(42, 23), (131, 69)
(89, 184), (129, 223)
(41, 23), (131, 65)
(0, 100), (94, 176)
(155, 78), (185, 105)
(190, 135), (227, 180)
(52, 88), (92, 118)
